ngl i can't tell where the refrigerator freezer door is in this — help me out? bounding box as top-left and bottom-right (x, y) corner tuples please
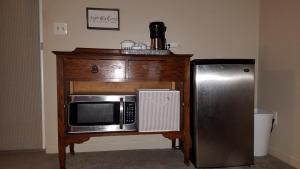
(191, 62), (254, 168)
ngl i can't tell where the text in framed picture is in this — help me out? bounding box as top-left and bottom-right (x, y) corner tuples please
(86, 8), (120, 30)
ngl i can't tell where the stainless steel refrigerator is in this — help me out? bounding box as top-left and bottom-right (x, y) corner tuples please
(190, 59), (255, 168)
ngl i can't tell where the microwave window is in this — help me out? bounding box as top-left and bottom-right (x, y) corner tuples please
(78, 103), (113, 123)
(69, 102), (120, 125)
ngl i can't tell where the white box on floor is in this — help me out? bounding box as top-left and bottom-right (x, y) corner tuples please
(137, 89), (180, 132)
(254, 108), (274, 156)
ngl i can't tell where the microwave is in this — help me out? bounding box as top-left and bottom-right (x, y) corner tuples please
(67, 95), (137, 133)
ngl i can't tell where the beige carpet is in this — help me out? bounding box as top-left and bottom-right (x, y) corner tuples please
(0, 149), (295, 169)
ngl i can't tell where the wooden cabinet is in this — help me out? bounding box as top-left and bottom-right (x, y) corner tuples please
(54, 48), (192, 169)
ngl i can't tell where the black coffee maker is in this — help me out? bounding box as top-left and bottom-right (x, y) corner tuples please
(149, 22), (167, 50)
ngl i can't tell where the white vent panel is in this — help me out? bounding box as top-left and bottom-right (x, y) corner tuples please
(137, 90), (180, 132)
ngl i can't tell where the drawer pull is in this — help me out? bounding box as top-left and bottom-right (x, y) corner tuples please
(91, 65), (98, 73)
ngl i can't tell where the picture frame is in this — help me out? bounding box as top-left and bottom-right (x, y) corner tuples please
(86, 8), (120, 30)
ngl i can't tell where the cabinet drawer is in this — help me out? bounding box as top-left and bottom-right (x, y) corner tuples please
(63, 59), (125, 81)
(127, 60), (184, 81)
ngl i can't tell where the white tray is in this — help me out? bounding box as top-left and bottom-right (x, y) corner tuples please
(121, 49), (170, 55)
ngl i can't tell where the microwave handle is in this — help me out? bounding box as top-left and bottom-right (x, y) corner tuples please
(119, 98), (124, 129)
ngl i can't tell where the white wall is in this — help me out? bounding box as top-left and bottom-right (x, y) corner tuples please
(43, 0), (260, 153)
(258, 0), (300, 168)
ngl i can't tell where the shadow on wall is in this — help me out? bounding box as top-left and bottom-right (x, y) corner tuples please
(258, 68), (297, 156)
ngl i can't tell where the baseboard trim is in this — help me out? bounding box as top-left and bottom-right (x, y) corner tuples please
(46, 135), (171, 154)
(269, 146), (300, 169)
(46, 144), (171, 154)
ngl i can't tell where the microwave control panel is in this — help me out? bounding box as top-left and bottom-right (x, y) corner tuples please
(124, 102), (135, 124)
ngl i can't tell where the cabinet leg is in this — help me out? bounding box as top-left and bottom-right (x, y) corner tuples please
(172, 139), (176, 149)
(70, 143), (75, 155)
(59, 141), (66, 169)
(183, 137), (190, 165)
(184, 146), (190, 165)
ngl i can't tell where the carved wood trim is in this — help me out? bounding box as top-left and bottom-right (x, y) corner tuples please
(162, 132), (181, 140)
(65, 136), (90, 145)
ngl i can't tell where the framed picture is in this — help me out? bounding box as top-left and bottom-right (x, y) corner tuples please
(86, 8), (120, 30)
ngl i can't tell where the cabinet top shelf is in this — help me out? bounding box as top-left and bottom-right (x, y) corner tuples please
(53, 48), (193, 58)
